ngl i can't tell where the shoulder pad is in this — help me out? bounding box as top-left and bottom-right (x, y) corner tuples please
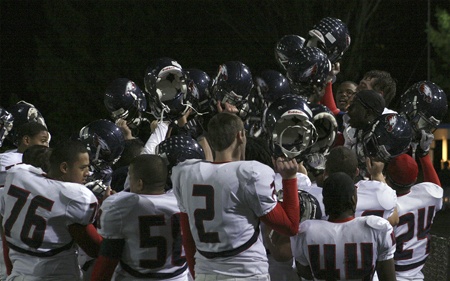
(296, 172), (312, 190)
(60, 182), (97, 205)
(101, 192), (139, 217)
(298, 220), (313, 234)
(415, 182), (443, 199)
(377, 183), (397, 210)
(365, 216), (391, 231)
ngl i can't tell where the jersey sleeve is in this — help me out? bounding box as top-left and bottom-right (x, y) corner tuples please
(97, 192), (139, 239)
(141, 121), (169, 155)
(365, 216), (396, 261)
(290, 221), (312, 266)
(239, 161), (277, 217)
(61, 183), (99, 226)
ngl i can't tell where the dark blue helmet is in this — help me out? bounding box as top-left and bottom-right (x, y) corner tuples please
(277, 189), (322, 222)
(400, 81), (448, 138)
(156, 135), (205, 171)
(144, 57), (194, 121)
(79, 119), (125, 169)
(274, 34), (306, 71)
(255, 70), (291, 104)
(210, 61), (254, 110)
(7, 101), (48, 147)
(307, 17), (351, 63)
(286, 47), (331, 98)
(362, 113), (413, 163)
(0, 107), (14, 147)
(263, 94), (317, 158)
(104, 78), (147, 123)
(185, 68), (212, 113)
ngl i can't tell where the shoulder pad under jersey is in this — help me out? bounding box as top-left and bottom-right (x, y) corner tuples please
(365, 216), (391, 231)
(414, 182), (443, 199)
(101, 191), (139, 218)
(60, 182), (97, 205)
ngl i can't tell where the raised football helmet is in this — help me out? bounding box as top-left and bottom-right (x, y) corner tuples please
(286, 46), (331, 98)
(263, 94), (317, 159)
(156, 135), (205, 171)
(0, 107), (14, 147)
(144, 57), (194, 121)
(255, 69), (291, 104)
(210, 61), (254, 110)
(307, 17), (351, 63)
(274, 34), (306, 71)
(7, 101), (48, 147)
(78, 119), (125, 169)
(400, 80), (448, 138)
(104, 78), (147, 124)
(185, 68), (212, 114)
(361, 113), (413, 162)
(277, 189), (322, 222)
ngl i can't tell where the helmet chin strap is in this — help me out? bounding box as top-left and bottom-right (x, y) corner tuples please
(181, 102), (208, 116)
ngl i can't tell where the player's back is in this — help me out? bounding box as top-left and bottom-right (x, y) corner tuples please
(98, 190), (188, 281)
(172, 159), (276, 276)
(291, 216), (395, 281)
(0, 164), (98, 280)
(0, 149), (21, 186)
(394, 182), (443, 279)
(355, 180), (397, 219)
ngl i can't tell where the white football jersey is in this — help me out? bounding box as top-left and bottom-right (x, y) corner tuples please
(291, 216), (395, 280)
(0, 164), (98, 280)
(355, 180), (397, 220)
(0, 149), (22, 186)
(394, 182), (443, 280)
(172, 159), (277, 277)
(98, 190), (189, 281)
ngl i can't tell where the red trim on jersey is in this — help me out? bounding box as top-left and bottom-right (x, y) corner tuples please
(180, 212), (196, 278)
(261, 178), (299, 236)
(90, 255), (118, 281)
(328, 216), (355, 223)
(419, 154), (441, 186)
(320, 82), (341, 115)
(68, 223), (103, 258)
(1, 232), (12, 275)
(211, 161), (231, 164)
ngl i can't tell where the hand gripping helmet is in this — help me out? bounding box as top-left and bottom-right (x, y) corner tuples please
(361, 113), (413, 163)
(185, 68), (212, 114)
(0, 107), (14, 147)
(400, 81), (448, 138)
(263, 94), (317, 159)
(7, 101), (48, 147)
(286, 47), (331, 98)
(144, 57), (194, 121)
(255, 69), (291, 104)
(307, 17), (351, 63)
(274, 34), (306, 71)
(277, 189), (322, 222)
(79, 119), (125, 170)
(104, 78), (147, 124)
(300, 104), (338, 171)
(210, 61), (254, 110)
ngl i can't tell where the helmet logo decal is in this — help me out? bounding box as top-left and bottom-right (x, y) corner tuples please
(418, 83), (433, 103)
(385, 114), (397, 132)
(303, 64), (318, 80)
(126, 81), (138, 101)
(216, 65), (228, 82)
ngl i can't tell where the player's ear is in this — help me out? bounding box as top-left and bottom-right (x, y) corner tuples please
(236, 129), (245, 145)
(59, 162), (68, 174)
(22, 135), (31, 146)
(137, 178), (144, 192)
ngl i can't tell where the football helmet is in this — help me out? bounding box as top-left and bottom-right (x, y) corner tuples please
(400, 80), (448, 138)
(274, 34), (306, 71)
(277, 189), (322, 222)
(144, 57), (193, 121)
(263, 94), (317, 159)
(286, 47), (331, 98)
(210, 61), (254, 110)
(104, 78), (147, 124)
(78, 119), (125, 169)
(361, 113), (413, 162)
(307, 17), (351, 63)
(156, 135), (205, 171)
(255, 69), (291, 104)
(0, 107), (14, 147)
(185, 68), (212, 114)
(7, 101), (48, 147)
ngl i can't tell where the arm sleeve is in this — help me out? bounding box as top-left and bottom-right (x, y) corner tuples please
(90, 238), (124, 281)
(419, 154), (441, 186)
(141, 121), (169, 155)
(320, 82), (340, 115)
(180, 212), (196, 278)
(68, 223), (103, 258)
(260, 178), (299, 236)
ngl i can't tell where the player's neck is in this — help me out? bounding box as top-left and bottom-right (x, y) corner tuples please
(328, 211), (355, 222)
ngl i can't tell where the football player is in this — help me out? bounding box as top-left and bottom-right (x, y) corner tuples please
(171, 112), (299, 280)
(91, 154), (189, 281)
(0, 140), (102, 280)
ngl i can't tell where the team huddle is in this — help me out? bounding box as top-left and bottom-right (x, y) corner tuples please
(0, 16), (447, 281)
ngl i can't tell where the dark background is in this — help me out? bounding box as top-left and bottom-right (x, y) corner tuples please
(1, 0), (450, 141)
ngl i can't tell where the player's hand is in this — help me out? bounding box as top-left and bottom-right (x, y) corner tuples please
(273, 157), (298, 179)
(416, 129), (434, 157)
(216, 101), (238, 114)
(116, 118), (133, 140)
(366, 157), (385, 183)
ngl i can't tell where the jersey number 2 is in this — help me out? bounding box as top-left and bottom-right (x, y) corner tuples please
(192, 185), (220, 243)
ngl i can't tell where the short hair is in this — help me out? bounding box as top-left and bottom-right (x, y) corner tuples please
(17, 122), (48, 141)
(207, 113), (244, 152)
(322, 172), (356, 217)
(245, 136), (273, 168)
(113, 138), (144, 169)
(363, 70), (397, 106)
(129, 154), (167, 190)
(22, 145), (52, 172)
(325, 146), (358, 180)
(49, 140), (88, 170)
